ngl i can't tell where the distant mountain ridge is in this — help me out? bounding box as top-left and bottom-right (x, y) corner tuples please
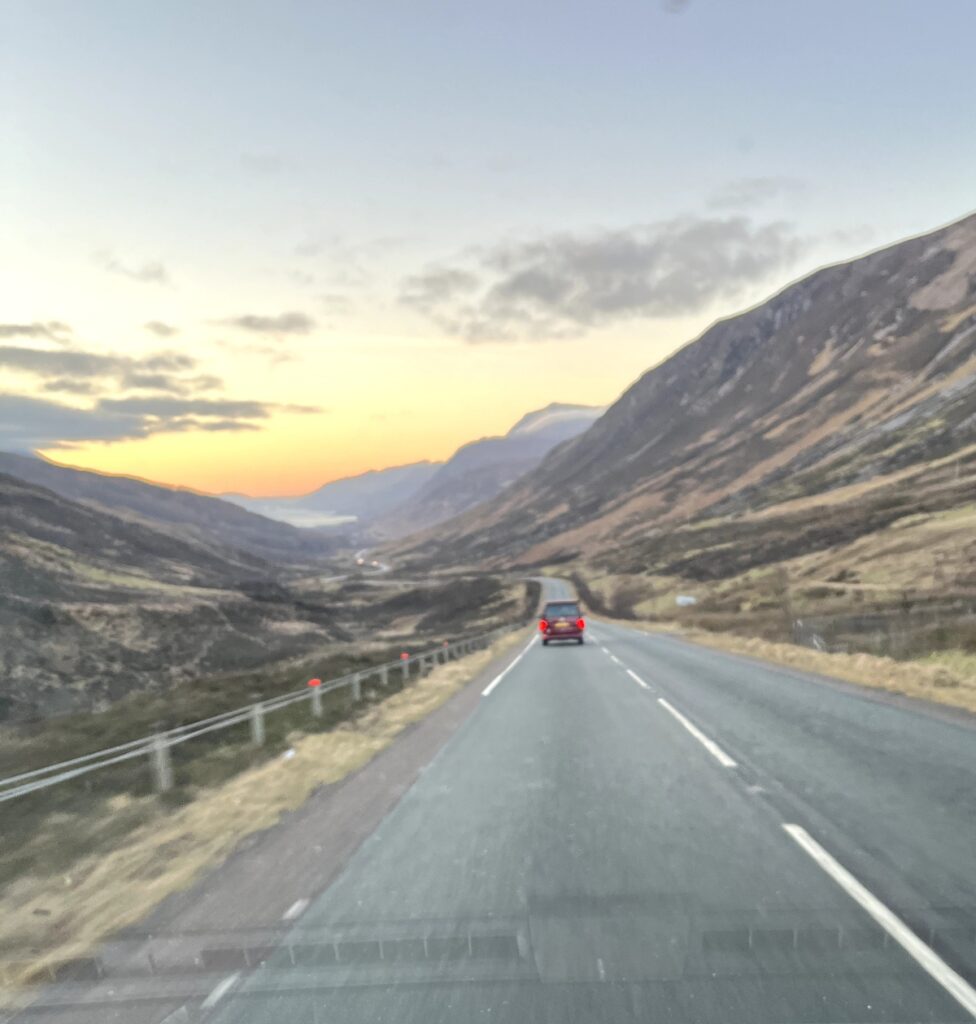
(390, 211), (976, 567)
(226, 461), (441, 527)
(0, 451), (335, 564)
(224, 402), (604, 535)
(373, 403), (605, 537)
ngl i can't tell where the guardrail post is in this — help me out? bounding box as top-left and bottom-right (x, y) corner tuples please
(250, 702), (266, 746)
(379, 665), (389, 687)
(352, 672), (362, 702)
(311, 686), (323, 718)
(401, 660), (409, 683)
(150, 734), (173, 793)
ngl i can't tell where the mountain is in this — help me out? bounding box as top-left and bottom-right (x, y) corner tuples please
(373, 403), (605, 537)
(223, 404), (602, 535)
(0, 473), (330, 718)
(0, 452), (336, 564)
(225, 461), (441, 527)
(392, 212), (976, 569)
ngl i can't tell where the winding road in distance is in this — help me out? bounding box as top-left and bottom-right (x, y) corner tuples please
(13, 578), (976, 1024)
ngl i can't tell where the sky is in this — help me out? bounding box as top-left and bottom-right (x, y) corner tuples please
(2, 0), (974, 497)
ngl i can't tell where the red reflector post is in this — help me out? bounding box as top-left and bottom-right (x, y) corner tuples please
(577, 618), (585, 630)
(400, 652), (409, 660)
(539, 619), (549, 632)
(308, 678), (322, 688)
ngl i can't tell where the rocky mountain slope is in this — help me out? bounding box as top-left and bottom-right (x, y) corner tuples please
(0, 473), (346, 720)
(374, 403), (604, 537)
(0, 452), (336, 564)
(393, 212), (976, 572)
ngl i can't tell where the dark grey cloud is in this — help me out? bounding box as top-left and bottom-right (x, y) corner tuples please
(144, 320), (179, 337)
(98, 396), (273, 419)
(401, 216), (806, 341)
(0, 346), (128, 379)
(196, 420), (262, 432)
(401, 268), (480, 313)
(707, 177), (805, 210)
(42, 379), (98, 396)
(2, 329), (319, 450)
(0, 345), (197, 392)
(221, 311), (316, 335)
(1, 390), (319, 452)
(94, 251), (171, 285)
(0, 322), (71, 341)
(121, 371), (221, 392)
(0, 395), (152, 451)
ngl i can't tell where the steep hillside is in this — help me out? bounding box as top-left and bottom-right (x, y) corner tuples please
(376, 403), (604, 537)
(225, 461), (441, 527)
(0, 452), (335, 564)
(0, 474), (346, 719)
(394, 212), (976, 568)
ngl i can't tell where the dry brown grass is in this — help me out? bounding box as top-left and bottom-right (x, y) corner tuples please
(0, 631), (524, 1005)
(673, 627), (976, 715)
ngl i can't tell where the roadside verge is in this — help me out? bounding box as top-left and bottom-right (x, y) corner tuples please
(1, 629), (527, 1007)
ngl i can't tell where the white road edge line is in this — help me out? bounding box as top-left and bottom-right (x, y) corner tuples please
(657, 698), (737, 768)
(600, 646), (610, 654)
(783, 824), (976, 1018)
(202, 972), (240, 1009)
(482, 635), (536, 697)
(609, 654), (621, 665)
(283, 897), (309, 920)
(626, 668), (650, 690)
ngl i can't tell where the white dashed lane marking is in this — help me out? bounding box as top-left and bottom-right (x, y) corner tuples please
(657, 698), (737, 768)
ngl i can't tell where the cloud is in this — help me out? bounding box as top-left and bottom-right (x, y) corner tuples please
(121, 371), (221, 392)
(220, 311), (316, 335)
(707, 177), (805, 210)
(0, 322), (72, 342)
(1, 334), (320, 451)
(319, 293), (353, 317)
(401, 216), (807, 341)
(41, 379), (98, 396)
(98, 396), (274, 419)
(0, 346), (133, 379)
(0, 344), (223, 407)
(0, 390), (320, 452)
(663, 0), (691, 11)
(94, 251), (171, 285)
(401, 268), (480, 313)
(0, 346), (198, 391)
(0, 395), (152, 451)
(144, 320), (179, 337)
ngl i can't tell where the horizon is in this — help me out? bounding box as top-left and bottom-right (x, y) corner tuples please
(4, 0), (975, 496)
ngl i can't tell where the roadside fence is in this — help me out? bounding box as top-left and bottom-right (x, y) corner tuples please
(0, 627), (512, 804)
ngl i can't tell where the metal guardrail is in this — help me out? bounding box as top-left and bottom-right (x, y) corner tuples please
(0, 627), (513, 803)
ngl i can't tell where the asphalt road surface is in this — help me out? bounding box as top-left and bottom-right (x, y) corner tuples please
(12, 578), (976, 1023)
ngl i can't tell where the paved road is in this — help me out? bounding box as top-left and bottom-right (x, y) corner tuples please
(12, 578), (976, 1022)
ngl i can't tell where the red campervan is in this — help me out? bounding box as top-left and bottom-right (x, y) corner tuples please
(539, 600), (585, 646)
